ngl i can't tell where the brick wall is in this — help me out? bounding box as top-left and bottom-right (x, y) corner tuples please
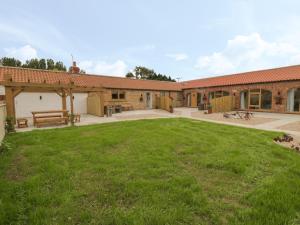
(183, 80), (300, 113)
(103, 89), (183, 110)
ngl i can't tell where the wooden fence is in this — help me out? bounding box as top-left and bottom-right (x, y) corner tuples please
(87, 92), (104, 116)
(210, 96), (235, 113)
(155, 96), (173, 113)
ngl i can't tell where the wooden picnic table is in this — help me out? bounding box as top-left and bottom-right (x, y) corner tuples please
(236, 111), (254, 120)
(32, 110), (69, 127)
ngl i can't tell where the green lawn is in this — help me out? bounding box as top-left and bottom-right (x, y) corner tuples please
(1, 118), (300, 225)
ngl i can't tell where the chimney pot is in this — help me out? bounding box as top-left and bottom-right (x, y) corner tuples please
(70, 61), (80, 74)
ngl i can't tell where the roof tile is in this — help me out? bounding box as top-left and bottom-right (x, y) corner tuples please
(0, 66), (181, 91)
(181, 65), (300, 89)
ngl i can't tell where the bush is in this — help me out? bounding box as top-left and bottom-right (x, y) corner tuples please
(5, 116), (15, 133)
(0, 140), (12, 153)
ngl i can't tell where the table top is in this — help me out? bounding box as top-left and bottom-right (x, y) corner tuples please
(32, 110), (69, 114)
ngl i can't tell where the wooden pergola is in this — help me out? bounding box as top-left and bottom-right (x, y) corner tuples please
(2, 74), (104, 121)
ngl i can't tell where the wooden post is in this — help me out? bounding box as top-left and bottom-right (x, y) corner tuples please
(61, 90), (67, 116)
(69, 88), (74, 124)
(5, 87), (15, 120)
(99, 92), (104, 116)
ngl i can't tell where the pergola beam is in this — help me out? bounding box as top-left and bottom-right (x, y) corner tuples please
(2, 74), (104, 121)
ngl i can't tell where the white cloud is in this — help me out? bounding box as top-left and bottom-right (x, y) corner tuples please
(79, 60), (127, 76)
(4, 45), (38, 62)
(166, 53), (188, 61)
(195, 33), (300, 75)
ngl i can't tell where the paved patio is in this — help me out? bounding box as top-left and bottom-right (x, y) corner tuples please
(16, 108), (300, 141)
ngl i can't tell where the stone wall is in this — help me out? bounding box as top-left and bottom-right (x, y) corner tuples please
(183, 81), (300, 113)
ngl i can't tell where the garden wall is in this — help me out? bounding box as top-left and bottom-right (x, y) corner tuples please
(0, 103), (6, 142)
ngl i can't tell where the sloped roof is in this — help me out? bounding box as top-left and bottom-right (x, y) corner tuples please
(1, 65), (300, 91)
(0, 66), (182, 91)
(181, 65), (300, 89)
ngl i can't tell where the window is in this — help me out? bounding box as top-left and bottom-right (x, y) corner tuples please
(261, 90), (272, 109)
(112, 90), (126, 100)
(287, 88), (300, 112)
(247, 89), (272, 110)
(223, 91), (229, 96)
(197, 93), (202, 105)
(249, 93), (260, 109)
(119, 91), (125, 99)
(208, 91), (230, 100)
(112, 90), (119, 99)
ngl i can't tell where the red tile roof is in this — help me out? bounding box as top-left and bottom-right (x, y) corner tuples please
(1, 65), (300, 91)
(181, 65), (300, 89)
(0, 66), (182, 91)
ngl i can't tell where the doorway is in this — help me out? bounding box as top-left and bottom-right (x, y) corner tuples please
(287, 88), (300, 112)
(240, 91), (248, 110)
(186, 93), (191, 107)
(146, 92), (152, 109)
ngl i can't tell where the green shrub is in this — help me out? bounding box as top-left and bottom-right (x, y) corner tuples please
(0, 140), (12, 153)
(5, 116), (15, 133)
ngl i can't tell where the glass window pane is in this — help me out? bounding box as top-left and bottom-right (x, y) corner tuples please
(295, 88), (300, 112)
(250, 89), (260, 93)
(112, 90), (118, 99)
(119, 91), (125, 99)
(223, 91), (229, 96)
(250, 94), (259, 106)
(261, 90), (272, 109)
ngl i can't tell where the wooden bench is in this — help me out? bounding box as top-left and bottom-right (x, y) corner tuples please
(32, 110), (69, 128)
(121, 103), (133, 111)
(17, 118), (28, 128)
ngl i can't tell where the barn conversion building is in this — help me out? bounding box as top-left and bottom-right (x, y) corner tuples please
(0, 63), (300, 120)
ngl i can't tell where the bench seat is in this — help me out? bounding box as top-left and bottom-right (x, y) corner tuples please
(35, 117), (68, 128)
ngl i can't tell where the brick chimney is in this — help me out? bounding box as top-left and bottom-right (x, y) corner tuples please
(70, 61), (80, 74)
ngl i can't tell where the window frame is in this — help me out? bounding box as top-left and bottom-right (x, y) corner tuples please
(111, 90), (126, 100)
(247, 88), (272, 110)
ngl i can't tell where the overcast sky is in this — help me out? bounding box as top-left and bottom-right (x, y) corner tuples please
(1, 0), (300, 80)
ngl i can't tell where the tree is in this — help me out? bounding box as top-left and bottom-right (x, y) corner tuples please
(39, 59), (46, 70)
(54, 61), (66, 71)
(0, 57), (68, 72)
(125, 72), (134, 78)
(22, 59), (40, 69)
(125, 66), (176, 82)
(46, 59), (55, 70)
(0, 57), (22, 67)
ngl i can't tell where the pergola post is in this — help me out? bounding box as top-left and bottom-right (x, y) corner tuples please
(61, 90), (67, 116)
(69, 88), (74, 115)
(5, 86), (15, 119)
(69, 81), (74, 124)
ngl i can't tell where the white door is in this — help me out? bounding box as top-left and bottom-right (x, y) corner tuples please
(187, 94), (191, 107)
(67, 93), (88, 114)
(146, 92), (152, 109)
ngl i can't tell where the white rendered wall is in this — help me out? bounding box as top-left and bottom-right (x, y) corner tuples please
(15, 92), (62, 118)
(15, 92), (88, 118)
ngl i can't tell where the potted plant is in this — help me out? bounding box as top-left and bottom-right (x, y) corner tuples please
(139, 94), (143, 102)
(169, 105), (174, 113)
(207, 104), (213, 114)
(275, 92), (283, 105)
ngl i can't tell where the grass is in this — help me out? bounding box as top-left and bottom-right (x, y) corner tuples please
(1, 118), (300, 225)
